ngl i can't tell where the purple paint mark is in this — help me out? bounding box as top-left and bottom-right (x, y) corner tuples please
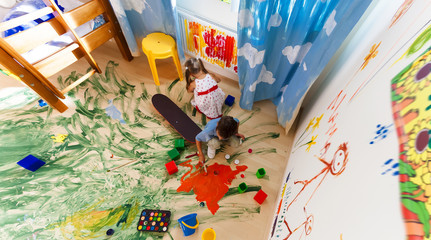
(415, 129), (429, 153)
(415, 63), (431, 82)
(370, 124), (393, 144)
(381, 158), (399, 176)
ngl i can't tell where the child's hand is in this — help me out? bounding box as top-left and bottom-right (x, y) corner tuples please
(236, 133), (245, 140)
(198, 154), (205, 164)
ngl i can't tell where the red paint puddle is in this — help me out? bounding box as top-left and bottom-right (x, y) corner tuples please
(177, 160), (247, 215)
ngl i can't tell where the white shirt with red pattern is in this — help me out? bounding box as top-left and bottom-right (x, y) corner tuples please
(191, 74), (225, 119)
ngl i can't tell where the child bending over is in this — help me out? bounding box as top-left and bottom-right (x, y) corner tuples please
(185, 58), (225, 119)
(195, 116), (245, 163)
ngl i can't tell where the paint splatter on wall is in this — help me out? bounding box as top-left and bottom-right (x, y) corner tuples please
(391, 47), (431, 240)
(182, 18), (238, 72)
(270, 1), (431, 239)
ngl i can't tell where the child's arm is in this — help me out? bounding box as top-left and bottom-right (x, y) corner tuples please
(235, 121), (245, 140)
(209, 73), (221, 83)
(235, 133), (245, 140)
(187, 81), (196, 93)
(196, 140), (206, 163)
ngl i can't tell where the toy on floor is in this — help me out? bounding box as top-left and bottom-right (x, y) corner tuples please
(165, 161), (178, 175)
(17, 154), (45, 172)
(202, 228), (216, 240)
(167, 148), (180, 160)
(238, 182), (248, 193)
(178, 213), (199, 236)
(137, 209), (171, 233)
(248, 148), (252, 153)
(254, 189), (268, 204)
(225, 95), (235, 106)
(225, 154), (230, 160)
(152, 94), (202, 143)
(256, 168), (266, 178)
(175, 139), (185, 150)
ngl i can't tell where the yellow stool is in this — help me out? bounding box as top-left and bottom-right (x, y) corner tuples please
(141, 32), (183, 85)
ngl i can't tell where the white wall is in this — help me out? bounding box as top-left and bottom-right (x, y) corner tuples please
(177, 0), (238, 32)
(270, 0), (431, 239)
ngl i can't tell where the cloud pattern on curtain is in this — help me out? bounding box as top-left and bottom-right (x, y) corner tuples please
(110, 0), (184, 59)
(237, 0), (372, 131)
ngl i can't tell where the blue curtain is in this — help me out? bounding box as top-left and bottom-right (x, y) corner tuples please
(237, 0), (371, 130)
(110, 0), (184, 60)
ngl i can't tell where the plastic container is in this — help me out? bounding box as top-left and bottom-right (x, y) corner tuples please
(202, 228), (216, 240)
(178, 213), (199, 236)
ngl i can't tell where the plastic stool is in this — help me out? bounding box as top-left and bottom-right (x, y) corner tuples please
(141, 32), (183, 85)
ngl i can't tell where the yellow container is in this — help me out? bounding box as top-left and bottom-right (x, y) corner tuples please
(202, 228), (216, 240)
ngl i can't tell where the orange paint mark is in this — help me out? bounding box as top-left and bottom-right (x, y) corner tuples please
(350, 2), (431, 103)
(395, 86), (405, 95)
(402, 109), (419, 125)
(405, 222), (425, 237)
(393, 97), (415, 112)
(389, 0), (414, 28)
(177, 162), (247, 215)
(360, 42), (381, 71)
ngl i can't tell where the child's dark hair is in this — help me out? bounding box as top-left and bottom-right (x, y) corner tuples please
(216, 116), (238, 139)
(184, 58), (209, 90)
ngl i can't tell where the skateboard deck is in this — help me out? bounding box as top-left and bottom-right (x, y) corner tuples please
(152, 94), (202, 143)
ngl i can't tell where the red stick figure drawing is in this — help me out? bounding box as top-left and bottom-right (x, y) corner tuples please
(278, 142), (349, 240)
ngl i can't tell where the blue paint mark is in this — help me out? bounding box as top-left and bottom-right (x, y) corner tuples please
(105, 99), (125, 124)
(370, 123), (393, 144)
(38, 99), (47, 107)
(285, 171), (291, 183)
(383, 159), (393, 165)
(381, 158), (399, 176)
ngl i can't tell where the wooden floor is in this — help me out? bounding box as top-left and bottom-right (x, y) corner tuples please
(0, 40), (295, 240)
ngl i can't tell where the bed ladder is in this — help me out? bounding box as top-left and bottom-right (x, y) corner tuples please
(0, 0), (133, 112)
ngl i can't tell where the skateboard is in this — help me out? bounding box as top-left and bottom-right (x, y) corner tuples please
(152, 94), (202, 143)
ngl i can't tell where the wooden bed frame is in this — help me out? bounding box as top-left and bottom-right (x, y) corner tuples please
(0, 0), (133, 112)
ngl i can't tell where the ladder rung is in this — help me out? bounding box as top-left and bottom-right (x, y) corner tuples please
(61, 69), (96, 94)
(0, 7), (54, 32)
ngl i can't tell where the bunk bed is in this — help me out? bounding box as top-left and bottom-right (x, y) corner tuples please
(0, 0), (133, 112)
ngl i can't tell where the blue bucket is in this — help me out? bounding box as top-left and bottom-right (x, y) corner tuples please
(178, 213), (199, 236)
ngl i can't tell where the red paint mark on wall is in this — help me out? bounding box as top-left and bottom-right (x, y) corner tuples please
(184, 19), (237, 71)
(177, 161), (247, 214)
(325, 90), (346, 140)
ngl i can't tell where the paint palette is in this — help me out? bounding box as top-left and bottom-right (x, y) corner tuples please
(137, 209), (171, 233)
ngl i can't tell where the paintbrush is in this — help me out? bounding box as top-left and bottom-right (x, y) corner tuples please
(185, 152), (198, 158)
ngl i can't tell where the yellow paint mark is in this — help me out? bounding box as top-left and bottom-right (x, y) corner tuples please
(312, 114), (324, 132)
(51, 134), (68, 143)
(306, 135), (317, 152)
(305, 117), (315, 131)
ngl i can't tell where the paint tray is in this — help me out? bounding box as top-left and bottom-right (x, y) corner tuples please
(137, 209), (171, 233)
